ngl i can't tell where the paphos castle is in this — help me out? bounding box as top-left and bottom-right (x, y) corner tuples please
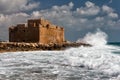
(9, 18), (65, 44)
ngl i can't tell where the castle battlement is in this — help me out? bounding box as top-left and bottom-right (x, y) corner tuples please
(9, 18), (65, 44)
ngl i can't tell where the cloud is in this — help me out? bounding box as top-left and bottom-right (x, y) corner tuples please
(0, 13), (29, 26)
(0, 1), (120, 41)
(0, 0), (40, 14)
(95, 17), (104, 22)
(85, 1), (95, 8)
(35, 1), (119, 30)
(0, 13), (29, 40)
(102, 5), (113, 13)
(68, 2), (74, 8)
(75, 6), (100, 16)
(108, 12), (118, 19)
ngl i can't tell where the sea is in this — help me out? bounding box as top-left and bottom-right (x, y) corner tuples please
(0, 30), (120, 80)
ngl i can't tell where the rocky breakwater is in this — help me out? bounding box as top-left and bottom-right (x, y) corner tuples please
(0, 42), (91, 53)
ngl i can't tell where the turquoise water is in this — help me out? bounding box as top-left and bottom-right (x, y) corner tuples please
(108, 42), (120, 55)
(108, 42), (120, 46)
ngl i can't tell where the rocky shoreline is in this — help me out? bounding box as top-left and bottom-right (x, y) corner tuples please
(0, 42), (91, 53)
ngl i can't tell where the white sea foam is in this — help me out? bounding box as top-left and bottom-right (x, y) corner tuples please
(65, 46), (120, 75)
(0, 30), (120, 79)
(77, 29), (108, 46)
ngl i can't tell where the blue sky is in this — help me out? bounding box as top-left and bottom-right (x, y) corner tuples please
(36, 0), (120, 14)
(0, 0), (120, 42)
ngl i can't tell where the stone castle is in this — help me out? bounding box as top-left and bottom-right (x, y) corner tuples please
(9, 18), (65, 44)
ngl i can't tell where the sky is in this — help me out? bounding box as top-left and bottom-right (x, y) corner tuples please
(0, 0), (120, 42)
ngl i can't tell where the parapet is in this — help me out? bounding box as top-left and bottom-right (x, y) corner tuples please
(56, 26), (64, 30)
(9, 18), (64, 32)
(17, 24), (25, 27)
(41, 24), (64, 31)
(28, 18), (51, 27)
(16, 24), (26, 28)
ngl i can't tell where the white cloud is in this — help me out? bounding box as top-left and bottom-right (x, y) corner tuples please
(31, 11), (42, 18)
(85, 1), (95, 8)
(0, 13), (29, 40)
(95, 17), (104, 22)
(20, 2), (40, 11)
(102, 5), (113, 13)
(108, 12), (118, 18)
(36, 1), (119, 30)
(0, 1), (120, 40)
(69, 2), (74, 8)
(102, 5), (118, 19)
(0, 0), (40, 14)
(75, 1), (100, 16)
(75, 6), (100, 16)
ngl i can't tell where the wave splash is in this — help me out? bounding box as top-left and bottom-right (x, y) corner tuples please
(65, 29), (120, 79)
(0, 29), (120, 79)
(77, 29), (108, 46)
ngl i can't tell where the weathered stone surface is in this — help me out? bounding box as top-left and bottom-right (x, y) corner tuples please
(9, 18), (64, 44)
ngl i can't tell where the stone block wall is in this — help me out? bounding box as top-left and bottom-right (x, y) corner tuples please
(39, 26), (64, 44)
(9, 18), (65, 44)
(9, 24), (27, 42)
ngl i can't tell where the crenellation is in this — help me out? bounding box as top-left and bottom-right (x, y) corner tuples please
(17, 24), (25, 27)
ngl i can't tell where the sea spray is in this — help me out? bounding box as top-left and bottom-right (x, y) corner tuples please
(65, 29), (120, 77)
(77, 29), (108, 46)
(0, 30), (120, 79)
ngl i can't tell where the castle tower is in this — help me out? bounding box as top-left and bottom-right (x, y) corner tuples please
(9, 18), (65, 44)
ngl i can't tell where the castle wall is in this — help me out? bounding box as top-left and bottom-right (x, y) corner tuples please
(9, 18), (65, 44)
(9, 24), (27, 42)
(28, 18), (51, 27)
(26, 27), (39, 42)
(39, 25), (64, 44)
(9, 24), (39, 43)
